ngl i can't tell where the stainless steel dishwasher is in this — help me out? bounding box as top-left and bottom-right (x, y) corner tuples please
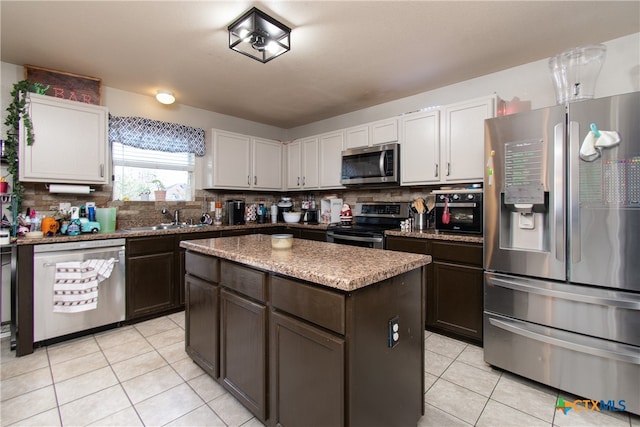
(33, 238), (126, 342)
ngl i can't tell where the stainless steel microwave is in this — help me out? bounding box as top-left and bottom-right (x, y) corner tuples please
(340, 143), (399, 185)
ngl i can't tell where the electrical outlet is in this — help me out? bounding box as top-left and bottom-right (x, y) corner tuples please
(388, 316), (400, 348)
(59, 202), (71, 213)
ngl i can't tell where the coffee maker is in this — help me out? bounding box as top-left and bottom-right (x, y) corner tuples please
(227, 200), (245, 225)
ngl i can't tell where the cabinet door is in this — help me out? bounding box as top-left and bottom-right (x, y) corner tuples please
(371, 117), (398, 145)
(286, 141), (302, 189)
(442, 95), (496, 182)
(126, 236), (177, 320)
(270, 310), (344, 427)
(212, 130), (252, 189)
(19, 93), (109, 184)
(127, 252), (175, 319)
(185, 274), (219, 378)
(220, 289), (267, 420)
(345, 125), (369, 149)
(252, 137), (282, 190)
(318, 131), (344, 189)
(428, 261), (483, 342)
(401, 110), (440, 185)
(301, 137), (318, 189)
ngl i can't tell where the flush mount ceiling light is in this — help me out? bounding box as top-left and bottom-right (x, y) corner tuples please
(156, 90), (175, 105)
(228, 7), (291, 63)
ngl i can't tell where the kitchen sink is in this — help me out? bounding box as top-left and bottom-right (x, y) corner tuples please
(123, 224), (182, 232)
(123, 223), (206, 232)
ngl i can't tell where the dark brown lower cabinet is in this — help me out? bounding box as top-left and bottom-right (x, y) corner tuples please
(429, 241), (483, 342)
(219, 262), (268, 422)
(185, 273), (219, 378)
(220, 289), (267, 421)
(126, 235), (177, 320)
(270, 310), (344, 427)
(385, 236), (483, 343)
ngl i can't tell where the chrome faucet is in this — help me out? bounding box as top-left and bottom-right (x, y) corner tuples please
(161, 208), (180, 225)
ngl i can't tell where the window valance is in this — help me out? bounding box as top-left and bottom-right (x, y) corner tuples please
(108, 115), (205, 156)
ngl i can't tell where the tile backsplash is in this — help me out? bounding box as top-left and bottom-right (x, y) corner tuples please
(17, 182), (466, 229)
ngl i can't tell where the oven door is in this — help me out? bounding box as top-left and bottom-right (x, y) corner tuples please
(326, 230), (384, 249)
(435, 201), (482, 233)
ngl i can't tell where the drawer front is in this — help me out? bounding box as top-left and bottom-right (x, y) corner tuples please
(432, 241), (482, 265)
(221, 261), (267, 302)
(127, 236), (175, 256)
(185, 251), (219, 282)
(385, 236), (430, 254)
(271, 276), (345, 335)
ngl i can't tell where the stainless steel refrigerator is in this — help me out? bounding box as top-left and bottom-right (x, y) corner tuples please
(483, 92), (640, 415)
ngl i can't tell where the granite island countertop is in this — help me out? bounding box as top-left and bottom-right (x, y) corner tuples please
(181, 234), (431, 292)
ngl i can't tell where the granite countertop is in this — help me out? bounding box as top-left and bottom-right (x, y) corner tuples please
(385, 229), (484, 244)
(181, 234), (431, 292)
(12, 221), (483, 246)
(12, 222), (329, 245)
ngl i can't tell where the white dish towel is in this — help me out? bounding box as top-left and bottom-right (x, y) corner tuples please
(53, 258), (116, 313)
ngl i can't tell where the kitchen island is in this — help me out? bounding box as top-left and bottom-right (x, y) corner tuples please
(181, 234), (431, 427)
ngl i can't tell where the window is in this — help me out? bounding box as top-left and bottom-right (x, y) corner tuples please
(112, 142), (194, 201)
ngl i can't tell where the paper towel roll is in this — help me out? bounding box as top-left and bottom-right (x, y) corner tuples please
(48, 184), (93, 194)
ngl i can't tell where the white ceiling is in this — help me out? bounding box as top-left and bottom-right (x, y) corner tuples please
(1, 1), (639, 129)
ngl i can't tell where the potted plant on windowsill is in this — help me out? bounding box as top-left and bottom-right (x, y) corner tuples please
(151, 179), (166, 201)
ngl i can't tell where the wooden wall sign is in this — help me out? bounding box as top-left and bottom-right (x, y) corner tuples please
(24, 65), (102, 105)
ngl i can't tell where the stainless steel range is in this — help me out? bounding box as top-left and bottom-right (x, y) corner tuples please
(326, 202), (409, 249)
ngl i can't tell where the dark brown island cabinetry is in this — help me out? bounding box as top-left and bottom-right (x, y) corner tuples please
(385, 236), (483, 343)
(183, 241), (425, 427)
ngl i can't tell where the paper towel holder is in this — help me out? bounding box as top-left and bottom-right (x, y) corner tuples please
(46, 184), (95, 194)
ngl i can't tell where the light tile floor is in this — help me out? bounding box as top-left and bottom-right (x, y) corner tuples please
(1, 312), (638, 426)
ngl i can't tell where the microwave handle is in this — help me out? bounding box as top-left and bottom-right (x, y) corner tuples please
(379, 151), (386, 176)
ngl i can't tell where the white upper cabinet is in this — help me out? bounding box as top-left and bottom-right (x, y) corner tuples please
(252, 137), (283, 190)
(401, 109), (440, 185)
(19, 93), (109, 184)
(286, 140), (302, 189)
(318, 130), (345, 189)
(345, 117), (398, 149)
(442, 95), (497, 183)
(287, 137), (318, 190)
(399, 95), (498, 186)
(202, 129), (282, 190)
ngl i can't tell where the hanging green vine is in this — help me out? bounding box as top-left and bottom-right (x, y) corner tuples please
(3, 80), (49, 213)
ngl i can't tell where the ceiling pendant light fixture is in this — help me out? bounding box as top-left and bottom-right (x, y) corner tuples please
(228, 7), (291, 63)
(156, 90), (175, 105)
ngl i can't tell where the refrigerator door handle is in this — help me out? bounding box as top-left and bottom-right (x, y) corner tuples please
(488, 317), (640, 365)
(568, 121), (581, 263)
(554, 123), (565, 262)
(488, 275), (640, 309)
